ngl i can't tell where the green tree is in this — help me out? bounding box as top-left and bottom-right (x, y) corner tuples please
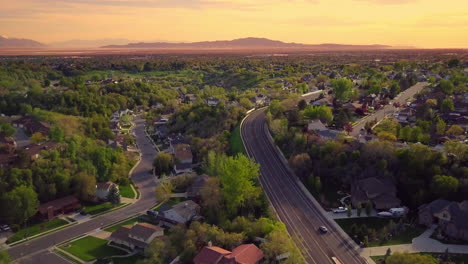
(357, 203), (362, 217)
(331, 78), (355, 101)
(436, 119), (446, 135)
(155, 182), (174, 201)
(261, 228), (305, 264)
(0, 250), (11, 264)
(446, 125), (464, 136)
(106, 184), (121, 205)
(303, 105), (333, 124)
(30, 132), (45, 143)
(439, 79), (454, 95)
(0, 123), (15, 137)
(2, 185), (38, 225)
(440, 98), (455, 112)
(49, 126), (65, 142)
(389, 82), (401, 99)
(73, 172), (96, 202)
(431, 175), (459, 197)
(448, 58), (460, 68)
(347, 204), (352, 217)
(153, 152), (174, 176)
(142, 238), (170, 264)
(298, 99), (307, 110)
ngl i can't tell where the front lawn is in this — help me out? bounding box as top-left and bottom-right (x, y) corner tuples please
(83, 202), (121, 215)
(152, 197), (187, 210)
(229, 124), (247, 156)
(372, 253), (468, 264)
(60, 236), (126, 262)
(7, 218), (69, 244)
(104, 215), (153, 232)
(119, 184), (136, 199)
(335, 217), (425, 247)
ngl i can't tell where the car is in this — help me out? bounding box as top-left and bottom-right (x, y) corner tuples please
(1, 225), (11, 232)
(319, 226), (328, 233)
(333, 207), (348, 213)
(146, 210), (158, 217)
(79, 210), (87, 216)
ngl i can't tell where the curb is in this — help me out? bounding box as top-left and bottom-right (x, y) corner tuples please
(7, 221), (78, 247)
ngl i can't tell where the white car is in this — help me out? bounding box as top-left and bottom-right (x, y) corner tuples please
(333, 207), (348, 213)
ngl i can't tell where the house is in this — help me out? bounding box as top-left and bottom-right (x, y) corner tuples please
(0, 136), (16, 153)
(153, 115), (171, 126)
(418, 200), (468, 242)
(185, 94), (197, 104)
(194, 244), (264, 264)
(307, 119), (327, 133)
(169, 135), (189, 153)
(23, 142), (59, 161)
(206, 97), (220, 107)
(96, 181), (118, 201)
(251, 95), (269, 107)
(187, 174), (209, 199)
(396, 108), (416, 124)
(158, 200), (200, 227)
(343, 102), (366, 114)
(351, 177), (401, 210)
(38, 196), (81, 221)
(174, 144), (193, 164)
(306, 120), (341, 140)
(13, 116), (51, 136)
(311, 97), (333, 107)
(109, 223), (164, 251)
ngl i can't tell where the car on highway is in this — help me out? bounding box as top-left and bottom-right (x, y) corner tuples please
(333, 207), (348, 213)
(319, 226), (328, 233)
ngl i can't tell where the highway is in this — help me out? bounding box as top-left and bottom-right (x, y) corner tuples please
(10, 116), (158, 264)
(241, 109), (367, 264)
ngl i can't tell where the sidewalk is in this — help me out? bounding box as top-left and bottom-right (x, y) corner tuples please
(361, 225), (468, 260)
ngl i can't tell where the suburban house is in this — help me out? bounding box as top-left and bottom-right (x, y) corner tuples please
(158, 200), (200, 227)
(185, 94), (197, 104)
(172, 141), (194, 175)
(206, 97), (220, 107)
(251, 94), (269, 107)
(109, 223), (164, 251)
(194, 244), (264, 264)
(187, 174), (209, 199)
(311, 96), (333, 107)
(13, 116), (51, 136)
(418, 199), (468, 242)
(351, 177), (401, 210)
(23, 142), (59, 161)
(0, 136), (16, 153)
(38, 195), (81, 221)
(96, 181), (118, 201)
(306, 119), (341, 141)
(169, 135), (189, 153)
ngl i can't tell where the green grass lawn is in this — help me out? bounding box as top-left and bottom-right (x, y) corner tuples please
(336, 217), (425, 247)
(7, 218), (69, 244)
(152, 197), (187, 210)
(61, 236), (126, 262)
(94, 255), (144, 264)
(119, 184), (136, 199)
(229, 124), (247, 156)
(83, 202), (119, 215)
(104, 215), (153, 232)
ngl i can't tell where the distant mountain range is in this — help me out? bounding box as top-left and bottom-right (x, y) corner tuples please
(49, 38), (136, 48)
(101, 37), (392, 50)
(0, 35), (45, 48)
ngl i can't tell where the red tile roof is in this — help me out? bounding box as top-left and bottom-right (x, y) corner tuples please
(194, 244), (264, 264)
(194, 246), (231, 264)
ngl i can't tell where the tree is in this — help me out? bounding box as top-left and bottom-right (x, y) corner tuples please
(431, 175), (459, 197)
(446, 125), (464, 136)
(155, 182), (174, 201)
(239, 97), (253, 109)
(2, 185), (39, 225)
(440, 98), (455, 112)
(385, 252), (438, 264)
(436, 119), (446, 135)
(365, 200), (372, 216)
(385, 248), (392, 259)
(297, 99), (307, 111)
(261, 228), (305, 264)
(343, 122), (353, 135)
(347, 204), (352, 217)
(106, 184), (121, 205)
(303, 105), (333, 124)
(0, 123), (15, 137)
(289, 153), (312, 179)
(30, 132), (45, 143)
(73, 172), (97, 202)
(448, 58), (460, 68)
(200, 177), (223, 223)
(142, 238), (170, 264)
(153, 153), (174, 176)
(389, 82), (401, 99)
(314, 176), (322, 193)
(439, 79), (454, 95)
(49, 126), (64, 142)
(331, 78), (355, 101)
(378, 132), (397, 141)
(357, 203), (362, 217)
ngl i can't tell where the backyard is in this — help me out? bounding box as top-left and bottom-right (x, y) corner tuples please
(60, 236), (127, 262)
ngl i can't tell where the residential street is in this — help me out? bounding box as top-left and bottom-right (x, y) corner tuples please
(9, 116), (158, 264)
(241, 109), (367, 264)
(351, 82), (428, 136)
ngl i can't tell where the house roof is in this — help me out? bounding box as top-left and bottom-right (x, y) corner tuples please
(316, 130), (340, 140)
(23, 142), (59, 158)
(194, 246), (231, 264)
(110, 223), (163, 249)
(307, 119), (327, 132)
(96, 181), (115, 191)
(424, 200), (468, 230)
(175, 144), (193, 161)
(129, 223), (163, 241)
(160, 200), (200, 222)
(38, 195), (79, 214)
(222, 244), (264, 264)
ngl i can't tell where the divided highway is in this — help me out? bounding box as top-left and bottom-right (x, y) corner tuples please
(241, 109), (367, 264)
(9, 116), (158, 264)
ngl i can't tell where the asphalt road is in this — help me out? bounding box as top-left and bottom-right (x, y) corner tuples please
(351, 82), (427, 136)
(241, 109), (367, 264)
(10, 116), (158, 263)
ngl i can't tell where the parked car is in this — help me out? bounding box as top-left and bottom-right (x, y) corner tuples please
(146, 210), (158, 217)
(333, 207), (348, 213)
(0, 225), (11, 232)
(377, 211), (393, 218)
(319, 226), (328, 233)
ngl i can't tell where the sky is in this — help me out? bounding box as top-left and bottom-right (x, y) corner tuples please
(0, 0), (467, 48)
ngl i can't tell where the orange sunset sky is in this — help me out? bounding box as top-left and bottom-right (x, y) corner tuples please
(0, 0), (467, 48)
